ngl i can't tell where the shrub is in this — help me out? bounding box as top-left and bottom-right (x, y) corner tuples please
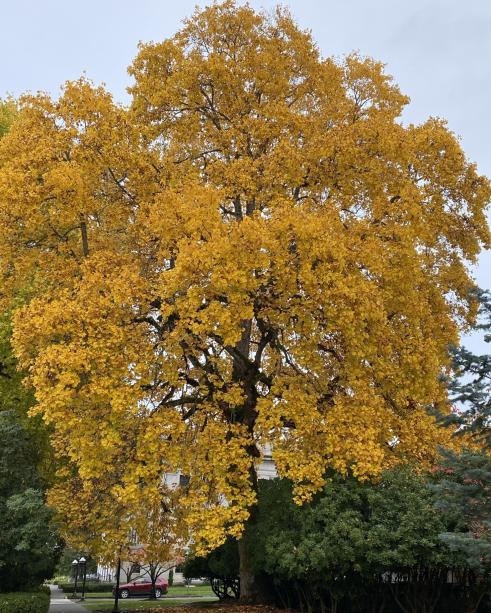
(58, 581), (113, 593)
(0, 591), (49, 613)
(186, 474), (490, 611)
(35, 586), (51, 597)
(49, 576), (69, 585)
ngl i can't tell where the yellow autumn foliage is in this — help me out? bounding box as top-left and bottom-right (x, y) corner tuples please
(0, 2), (489, 553)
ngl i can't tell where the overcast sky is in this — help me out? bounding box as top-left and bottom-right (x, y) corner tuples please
(1, 0), (490, 347)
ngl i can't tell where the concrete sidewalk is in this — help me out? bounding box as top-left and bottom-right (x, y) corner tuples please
(48, 585), (88, 613)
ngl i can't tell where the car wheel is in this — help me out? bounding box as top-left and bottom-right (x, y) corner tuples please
(120, 589), (130, 599)
(155, 588), (162, 598)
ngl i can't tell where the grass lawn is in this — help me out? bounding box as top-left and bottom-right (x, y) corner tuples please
(83, 607), (293, 613)
(80, 597), (217, 611)
(168, 586), (214, 596)
(70, 585), (214, 599)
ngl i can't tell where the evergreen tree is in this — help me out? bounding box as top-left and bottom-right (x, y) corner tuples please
(431, 288), (491, 582)
(448, 288), (491, 445)
(433, 449), (490, 571)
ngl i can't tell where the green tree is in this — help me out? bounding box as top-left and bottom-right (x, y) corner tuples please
(448, 288), (491, 445)
(433, 450), (491, 571)
(259, 471), (464, 612)
(184, 538), (240, 599)
(54, 546), (97, 579)
(0, 412), (62, 591)
(189, 472), (486, 612)
(432, 288), (491, 579)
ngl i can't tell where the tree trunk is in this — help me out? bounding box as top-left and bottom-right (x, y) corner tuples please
(236, 454), (269, 603)
(149, 578), (156, 599)
(112, 557), (121, 613)
(149, 565), (157, 600)
(238, 535), (256, 601)
(237, 487), (276, 605)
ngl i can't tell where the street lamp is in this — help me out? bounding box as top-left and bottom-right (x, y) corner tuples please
(72, 560), (79, 598)
(79, 557), (87, 601)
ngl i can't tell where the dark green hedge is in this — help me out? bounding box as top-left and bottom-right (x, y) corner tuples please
(0, 592), (49, 613)
(59, 581), (113, 593)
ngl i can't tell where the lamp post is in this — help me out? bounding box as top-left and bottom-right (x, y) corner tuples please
(72, 559), (79, 598)
(79, 557), (87, 601)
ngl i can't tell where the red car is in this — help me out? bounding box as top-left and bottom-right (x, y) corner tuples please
(113, 578), (168, 599)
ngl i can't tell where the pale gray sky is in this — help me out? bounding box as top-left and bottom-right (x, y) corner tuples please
(1, 0), (490, 346)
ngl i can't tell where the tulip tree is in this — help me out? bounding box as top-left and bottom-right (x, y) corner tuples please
(0, 1), (489, 599)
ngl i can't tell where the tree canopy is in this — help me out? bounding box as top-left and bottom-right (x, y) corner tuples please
(0, 2), (489, 579)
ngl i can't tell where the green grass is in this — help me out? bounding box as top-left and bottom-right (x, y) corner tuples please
(80, 597), (217, 611)
(75, 593), (114, 599)
(76, 585), (214, 599)
(167, 586), (213, 596)
(73, 585), (215, 600)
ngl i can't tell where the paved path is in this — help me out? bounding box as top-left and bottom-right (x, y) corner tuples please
(48, 585), (88, 613)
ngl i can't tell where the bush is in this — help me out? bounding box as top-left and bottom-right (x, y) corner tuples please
(0, 592), (49, 613)
(35, 586), (50, 597)
(38, 585), (51, 598)
(187, 474), (490, 611)
(184, 537), (239, 581)
(58, 581), (113, 593)
(49, 576), (69, 585)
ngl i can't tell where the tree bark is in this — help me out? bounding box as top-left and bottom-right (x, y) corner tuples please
(149, 565), (157, 600)
(236, 466), (275, 605)
(112, 557), (121, 613)
(238, 535), (255, 602)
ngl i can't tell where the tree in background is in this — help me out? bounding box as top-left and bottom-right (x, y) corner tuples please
(119, 560), (141, 585)
(433, 450), (490, 572)
(47, 460), (138, 574)
(184, 538), (240, 600)
(55, 547), (97, 580)
(448, 288), (491, 445)
(124, 486), (187, 599)
(254, 472), (471, 613)
(0, 412), (62, 591)
(48, 456), (187, 597)
(0, 1), (489, 600)
(431, 289), (491, 582)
